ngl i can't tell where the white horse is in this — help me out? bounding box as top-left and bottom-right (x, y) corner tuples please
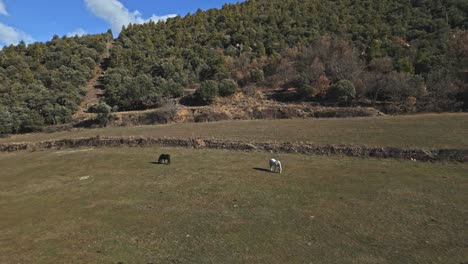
(269, 158), (282, 173)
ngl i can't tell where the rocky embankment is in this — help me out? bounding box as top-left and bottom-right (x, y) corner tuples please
(1, 136), (466, 163)
(109, 92), (383, 126)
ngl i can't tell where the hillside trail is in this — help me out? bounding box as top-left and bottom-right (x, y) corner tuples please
(73, 40), (113, 122)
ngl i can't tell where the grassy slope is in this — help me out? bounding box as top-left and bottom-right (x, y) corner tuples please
(0, 114), (468, 149)
(0, 147), (467, 263)
(1, 113), (468, 149)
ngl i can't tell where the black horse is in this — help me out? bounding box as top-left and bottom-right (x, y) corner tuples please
(158, 154), (171, 165)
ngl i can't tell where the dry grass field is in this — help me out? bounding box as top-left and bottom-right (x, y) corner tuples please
(0, 147), (467, 263)
(1, 113), (468, 149)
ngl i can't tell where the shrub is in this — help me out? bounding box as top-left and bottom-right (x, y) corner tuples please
(0, 108), (13, 135)
(243, 84), (258, 96)
(94, 102), (112, 127)
(87, 104), (100, 113)
(250, 69), (265, 84)
(195, 80), (219, 104)
(404, 96), (417, 113)
(154, 101), (179, 124)
(328, 80), (356, 102)
(219, 79), (238, 97)
(294, 75), (313, 99)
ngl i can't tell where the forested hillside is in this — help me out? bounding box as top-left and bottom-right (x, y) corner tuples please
(0, 0), (467, 135)
(0, 33), (111, 134)
(104, 0), (467, 111)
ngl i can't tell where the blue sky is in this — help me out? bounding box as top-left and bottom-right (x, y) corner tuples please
(0, 0), (242, 46)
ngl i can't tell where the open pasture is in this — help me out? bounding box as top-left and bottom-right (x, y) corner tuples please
(2, 113), (468, 149)
(0, 147), (467, 263)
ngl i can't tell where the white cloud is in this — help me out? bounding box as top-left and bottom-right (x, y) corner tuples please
(0, 23), (34, 46)
(0, 1), (34, 47)
(0, 0), (7, 16)
(84, 0), (176, 34)
(67, 28), (88, 37)
(148, 14), (177, 22)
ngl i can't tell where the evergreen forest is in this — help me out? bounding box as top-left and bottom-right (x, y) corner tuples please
(104, 0), (467, 111)
(1, 0), (467, 134)
(0, 33), (111, 134)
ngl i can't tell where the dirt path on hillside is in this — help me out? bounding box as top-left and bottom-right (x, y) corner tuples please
(73, 41), (113, 122)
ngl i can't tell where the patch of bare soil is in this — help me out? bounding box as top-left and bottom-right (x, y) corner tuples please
(72, 41), (113, 122)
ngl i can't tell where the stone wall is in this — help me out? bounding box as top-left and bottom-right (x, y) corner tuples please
(1, 137), (467, 163)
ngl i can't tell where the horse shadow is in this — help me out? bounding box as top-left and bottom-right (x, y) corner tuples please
(253, 167), (271, 173)
(149, 162), (169, 165)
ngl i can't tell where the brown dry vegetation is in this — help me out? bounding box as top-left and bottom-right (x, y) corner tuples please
(108, 92), (382, 127)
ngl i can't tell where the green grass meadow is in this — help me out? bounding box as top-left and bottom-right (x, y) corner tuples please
(2, 113), (468, 149)
(0, 147), (466, 263)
